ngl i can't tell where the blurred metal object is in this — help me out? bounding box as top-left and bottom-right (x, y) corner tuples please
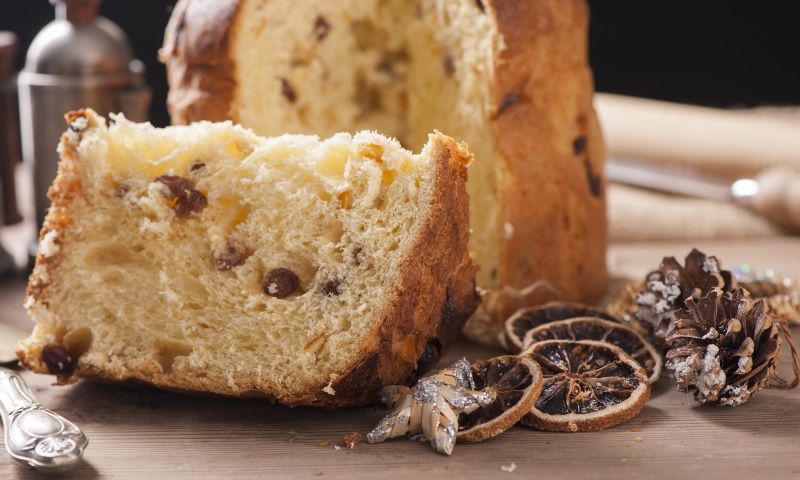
(18, 0), (151, 263)
(0, 32), (23, 228)
(0, 32), (22, 276)
(0, 367), (88, 473)
(607, 157), (800, 233)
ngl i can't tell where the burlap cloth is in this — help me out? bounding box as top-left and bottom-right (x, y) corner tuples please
(598, 94), (800, 242)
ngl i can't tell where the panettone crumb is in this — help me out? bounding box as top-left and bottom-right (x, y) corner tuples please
(19, 109), (476, 406)
(343, 432), (362, 449)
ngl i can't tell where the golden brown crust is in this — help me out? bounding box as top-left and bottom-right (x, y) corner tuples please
(24, 127), (83, 324)
(486, 0), (607, 325)
(160, 0), (240, 124)
(292, 134), (479, 407)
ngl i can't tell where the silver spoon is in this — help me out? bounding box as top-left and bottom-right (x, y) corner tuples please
(0, 367), (88, 473)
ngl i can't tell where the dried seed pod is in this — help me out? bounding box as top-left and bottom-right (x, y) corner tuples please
(665, 288), (800, 406)
(366, 359), (495, 455)
(635, 248), (736, 351)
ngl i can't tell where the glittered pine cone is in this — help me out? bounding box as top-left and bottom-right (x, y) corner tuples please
(665, 288), (800, 406)
(635, 248), (736, 351)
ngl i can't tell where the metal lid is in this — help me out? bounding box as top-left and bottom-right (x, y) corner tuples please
(0, 31), (17, 78)
(23, 0), (135, 77)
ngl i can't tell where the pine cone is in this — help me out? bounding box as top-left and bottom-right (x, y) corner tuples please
(635, 248), (735, 351)
(665, 288), (799, 406)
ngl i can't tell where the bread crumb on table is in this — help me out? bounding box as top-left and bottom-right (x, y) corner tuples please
(343, 432), (362, 449)
(500, 462), (517, 473)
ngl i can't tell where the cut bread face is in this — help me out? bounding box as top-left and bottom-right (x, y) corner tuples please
(19, 109), (479, 407)
(230, 0), (502, 299)
(163, 0), (502, 322)
(162, 0), (609, 345)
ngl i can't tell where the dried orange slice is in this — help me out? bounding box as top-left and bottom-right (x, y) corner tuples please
(501, 302), (620, 353)
(520, 340), (651, 432)
(456, 355), (543, 442)
(522, 317), (662, 384)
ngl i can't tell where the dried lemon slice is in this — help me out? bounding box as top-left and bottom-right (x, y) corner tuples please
(456, 355), (543, 442)
(520, 340), (651, 432)
(501, 302), (620, 353)
(522, 317), (662, 384)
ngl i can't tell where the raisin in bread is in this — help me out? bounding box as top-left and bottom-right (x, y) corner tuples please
(160, 0), (608, 344)
(18, 109), (479, 407)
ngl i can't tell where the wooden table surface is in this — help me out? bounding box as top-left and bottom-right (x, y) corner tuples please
(1, 238), (799, 479)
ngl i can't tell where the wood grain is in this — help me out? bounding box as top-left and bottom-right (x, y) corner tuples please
(2, 238), (800, 479)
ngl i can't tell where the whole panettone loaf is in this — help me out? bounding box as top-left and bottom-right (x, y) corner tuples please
(160, 0), (608, 344)
(18, 109), (479, 407)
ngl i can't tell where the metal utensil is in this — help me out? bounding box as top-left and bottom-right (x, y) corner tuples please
(607, 157), (800, 232)
(0, 367), (87, 473)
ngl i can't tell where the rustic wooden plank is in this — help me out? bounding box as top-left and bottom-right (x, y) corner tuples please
(2, 238), (800, 479)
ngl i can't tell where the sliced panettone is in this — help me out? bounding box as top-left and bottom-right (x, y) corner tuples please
(18, 109), (479, 407)
(160, 0), (608, 344)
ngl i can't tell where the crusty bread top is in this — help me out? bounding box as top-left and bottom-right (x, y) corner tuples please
(19, 109), (479, 407)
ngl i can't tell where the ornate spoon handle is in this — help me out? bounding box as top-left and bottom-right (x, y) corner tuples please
(0, 367), (87, 473)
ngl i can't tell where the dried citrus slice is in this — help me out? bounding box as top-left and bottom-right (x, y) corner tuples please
(522, 317), (662, 384)
(456, 355), (543, 442)
(520, 340), (651, 432)
(501, 302), (620, 353)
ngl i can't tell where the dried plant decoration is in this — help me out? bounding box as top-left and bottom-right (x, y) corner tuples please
(366, 359), (495, 455)
(605, 281), (644, 328)
(734, 266), (800, 326)
(609, 254), (800, 339)
(366, 356), (541, 455)
(665, 288), (800, 406)
(611, 249), (736, 351)
(499, 301), (620, 354)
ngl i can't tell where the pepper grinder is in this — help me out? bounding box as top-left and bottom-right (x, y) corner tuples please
(18, 0), (151, 264)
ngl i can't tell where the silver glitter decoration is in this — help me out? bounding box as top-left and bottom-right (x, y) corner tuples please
(449, 358), (475, 390)
(412, 377), (442, 404)
(445, 387), (494, 411)
(365, 358), (496, 456)
(366, 417), (392, 444)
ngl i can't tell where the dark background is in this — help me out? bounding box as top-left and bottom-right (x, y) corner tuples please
(3, 1), (800, 128)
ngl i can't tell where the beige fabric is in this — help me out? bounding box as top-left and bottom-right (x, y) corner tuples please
(609, 184), (780, 242)
(599, 94), (800, 242)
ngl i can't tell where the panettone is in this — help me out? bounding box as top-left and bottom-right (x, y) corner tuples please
(160, 0), (608, 343)
(18, 109), (479, 407)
